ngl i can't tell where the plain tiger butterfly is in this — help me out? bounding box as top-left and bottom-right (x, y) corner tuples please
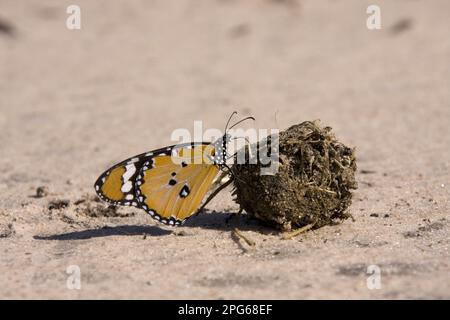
(94, 112), (254, 226)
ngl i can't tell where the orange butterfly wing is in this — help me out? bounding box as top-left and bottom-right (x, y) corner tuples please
(135, 144), (219, 225)
(95, 143), (220, 226)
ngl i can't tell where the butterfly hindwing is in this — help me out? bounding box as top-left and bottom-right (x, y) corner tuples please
(135, 144), (220, 225)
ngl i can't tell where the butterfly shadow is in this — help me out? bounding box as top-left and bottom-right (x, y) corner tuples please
(33, 224), (172, 241)
(33, 212), (275, 241)
(183, 211), (276, 234)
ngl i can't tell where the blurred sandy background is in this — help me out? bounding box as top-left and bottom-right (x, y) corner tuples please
(1, 0), (449, 299)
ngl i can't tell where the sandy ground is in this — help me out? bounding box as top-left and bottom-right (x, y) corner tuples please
(1, 0), (449, 299)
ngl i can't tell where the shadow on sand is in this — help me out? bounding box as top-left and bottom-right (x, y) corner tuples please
(184, 211), (273, 233)
(34, 225), (172, 240)
(34, 211), (275, 241)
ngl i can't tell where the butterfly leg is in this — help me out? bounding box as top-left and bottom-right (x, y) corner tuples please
(225, 207), (243, 224)
(195, 175), (234, 215)
(223, 163), (250, 187)
(211, 170), (230, 190)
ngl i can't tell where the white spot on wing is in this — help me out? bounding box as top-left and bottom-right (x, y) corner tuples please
(127, 157), (140, 164)
(121, 181), (133, 192)
(122, 164), (136, 182)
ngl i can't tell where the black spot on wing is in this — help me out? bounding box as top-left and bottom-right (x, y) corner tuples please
(179, 184), (190, 198)
(168, 178), (177, 186)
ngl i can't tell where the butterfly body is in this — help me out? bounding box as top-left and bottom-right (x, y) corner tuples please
(94, 113), (254, 226)
(208, 133), (232, 168)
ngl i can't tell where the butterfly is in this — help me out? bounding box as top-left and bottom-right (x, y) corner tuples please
(94, 112), (254, 226)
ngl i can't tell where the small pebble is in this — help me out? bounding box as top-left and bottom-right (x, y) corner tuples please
(0, 223), (15, 238)
(35, 186), (49, 198)
(48, 199), (70, 210)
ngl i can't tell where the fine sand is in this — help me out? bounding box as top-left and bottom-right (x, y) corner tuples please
(1, 0), (449, 299)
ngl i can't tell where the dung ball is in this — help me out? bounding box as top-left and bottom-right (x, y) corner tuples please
(232, 121), (357, 231)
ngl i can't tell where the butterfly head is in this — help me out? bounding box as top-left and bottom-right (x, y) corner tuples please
(209, 133), (232, 167)
(208, 112), (255, 169)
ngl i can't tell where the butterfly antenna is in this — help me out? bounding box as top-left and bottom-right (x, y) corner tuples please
(274, 109), (280, 129)
(224, 111), (238, 133)
(228, 116), (256, 131)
